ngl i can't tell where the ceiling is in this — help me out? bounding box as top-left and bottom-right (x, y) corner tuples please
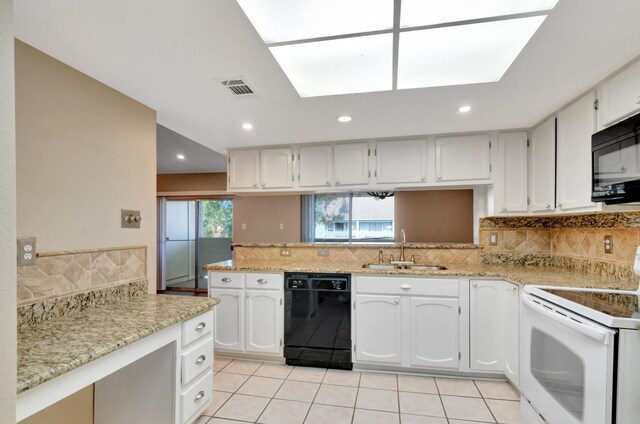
(14, 0), (640, 157)
(157, 125), (227, 173)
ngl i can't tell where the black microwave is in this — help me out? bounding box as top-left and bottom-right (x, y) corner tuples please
(591, 112), (640, 204)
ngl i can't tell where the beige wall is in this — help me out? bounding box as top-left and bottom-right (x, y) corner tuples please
(15, 40), (157, 292)
(0, 0), (17, 420)
(395, 190), (474, 243)
(233, 195), (301, 243)
(19, 386), (93, 424)
(157, 172), (227, 193)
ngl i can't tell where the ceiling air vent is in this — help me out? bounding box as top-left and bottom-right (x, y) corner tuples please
(219, 78), (255, 96)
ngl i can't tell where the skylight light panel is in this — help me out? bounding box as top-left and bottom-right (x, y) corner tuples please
(397, 16), (546, 89)
(400, 0), (558, 28)
(269, 34), (393, 97)
(236, 0), (394, 44)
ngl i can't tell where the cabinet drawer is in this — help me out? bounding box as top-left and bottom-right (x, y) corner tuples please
(210, 272), (244, 289)
(181, 370), (213, 424)
(355, 276), (458, 297)
(182, 337), (214, 386)
(245, 272), (283, 290)
(182, 311), (214, 347)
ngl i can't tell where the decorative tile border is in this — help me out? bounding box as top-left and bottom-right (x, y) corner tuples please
(17, 279), (148, 331)
(480, 216), (551, 229)
(481, 211), (640, 229)
(18, 246), (147, 304)
(480, 253), (553, 267)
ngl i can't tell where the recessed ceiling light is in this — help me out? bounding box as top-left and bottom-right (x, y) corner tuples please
(338, 115), (352, 123)
(458, 105), (472, 113)
(176, 154), (185, 160)
(242, 123), (254, 130)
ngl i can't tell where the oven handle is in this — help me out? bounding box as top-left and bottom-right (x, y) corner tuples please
(522, 295), (614, 346)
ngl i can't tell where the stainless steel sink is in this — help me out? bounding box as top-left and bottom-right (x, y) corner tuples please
(408, 264), (447, 271)
(362, 263), (397, 270)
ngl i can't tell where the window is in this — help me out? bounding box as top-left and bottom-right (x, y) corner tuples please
(305, 193), (395, 242)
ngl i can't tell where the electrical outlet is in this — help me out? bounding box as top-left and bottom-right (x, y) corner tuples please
(17, 237), (37, 266)
(280, 249), (291, 257)
(604, 235), (614, 254)
(489, 232), (498, 246)
(241, 223), (247, 230)
(279, 223), (284, 230)
(317, 249), (330, 257)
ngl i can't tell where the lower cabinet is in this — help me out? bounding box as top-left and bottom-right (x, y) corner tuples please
(210, 289), (244, 351)
(504, 282), (520, 386)
(354, 295), (403, 364)
(410, 297), (459, 369)
(245, 290), (281, 354)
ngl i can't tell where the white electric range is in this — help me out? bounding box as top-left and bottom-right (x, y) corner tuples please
(520, 284), (640, 424)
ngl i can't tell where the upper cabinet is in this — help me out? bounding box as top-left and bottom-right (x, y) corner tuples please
(228, 149), (260, 189)
(298, 144), (333, 188)
(495, 132), (528, 214)
(435, 135), (491, 182)
(556, 92), (597, 211)
(529, 117), (556, 212)
(375, 139), (427, 184)
(334, 142), (370, 186)
(597, 59), (640, 130)
(260, 147), (293, 189)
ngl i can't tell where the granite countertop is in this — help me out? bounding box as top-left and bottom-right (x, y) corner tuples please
(204, 260), (638, 291)
(18, 294), (220, 394)
(232, 242), (482, 249)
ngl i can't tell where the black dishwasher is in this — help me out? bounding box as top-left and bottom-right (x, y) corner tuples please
(284, 272), (352, 370)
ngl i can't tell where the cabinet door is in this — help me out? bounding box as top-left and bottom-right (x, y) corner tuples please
(469, 280), (504, 372)
(529, 117), (556, 212)
(410, 297), (459, 369)
(334, 142), (370, 186)
(299, 144), (333, 187)
(557, 92), (597, 211)
(496, 132), (528, 213)
(354, 295), (402, 364)
(228, 150), (260, 189)
(245, 290), (281, 354)
(260, 147), (293, 188)
(503, 282), (519, 386)
(375, 139), (427, 184)
(598, 59), (640, 129)
(210, 289), (244, 351)
(435, 135), (491, 182)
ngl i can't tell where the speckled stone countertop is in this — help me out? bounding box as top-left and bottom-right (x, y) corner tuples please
(232, 242), (482, 249)
(17, 294), (220, 394)
(204, 260), (639, 291)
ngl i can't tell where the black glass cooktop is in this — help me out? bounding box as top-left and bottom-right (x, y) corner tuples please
(542, 288), (640, 319)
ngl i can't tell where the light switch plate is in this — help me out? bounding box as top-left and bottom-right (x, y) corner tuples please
(280, 249), (291, 257)
(317, 249), (330, 257)
(17, 237), (37, 266)
(634, 247), (640, 276)
(121, 209), (142, 229)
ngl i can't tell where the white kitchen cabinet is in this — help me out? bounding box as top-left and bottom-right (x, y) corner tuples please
(228, 149), (260, 189)
(245, 290), (281, 354)
(469, 280), (504, 372)
(435, 134), (491, 182)
(495, 132), (528, 213)
(503, 282), (520, 386)
(210, 289), (244, 351)
(597, 59), (640, 129)
(529, 117), (556, 212)
(299, 144), (333, 187)
(410, 297), (459, 369)
(260, 147), (294, 189)
(354, 295), (403, 365)
(556, 92), (597, 211)
(334, 142), (370, 186)
(375, 139), (427, 184)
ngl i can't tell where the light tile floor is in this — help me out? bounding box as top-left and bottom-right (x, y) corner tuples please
(196, 358), (520, 424)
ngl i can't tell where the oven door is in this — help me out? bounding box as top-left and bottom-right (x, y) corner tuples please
(520, 294), (616, 424)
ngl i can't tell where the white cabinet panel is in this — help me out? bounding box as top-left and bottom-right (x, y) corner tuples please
(435, 134), (491, 182)
(228, 149), (260, 189)
(410, 297), (459, 369)
(355, 295), (402, 364)
(470, 280), (504, 372)
(557, 92), (597, 211)
(334, 142), (370, 186)
(504, 282), (519, 386)
(299, 144), (333, 187)
(529, 117), (556, 212)
(496, 132), (528, 213)
(245, 290), (281, 354)
(260, 147), (293, 188)
(375, 139), (427, 184)
(211, 289), (244, 352)
(598, 59), (640, 129)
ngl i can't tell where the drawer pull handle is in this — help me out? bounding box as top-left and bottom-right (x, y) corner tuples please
(221, 277), (232, 282)
(400, 284), (411, 290)
(195, 355), (206, 364)
(257, 278), (268, 284)
(195, 322), (206, 331)
(194, 391), (205, 401)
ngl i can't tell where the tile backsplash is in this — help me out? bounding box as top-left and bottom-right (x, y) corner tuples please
(17, 246), (147, 305)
